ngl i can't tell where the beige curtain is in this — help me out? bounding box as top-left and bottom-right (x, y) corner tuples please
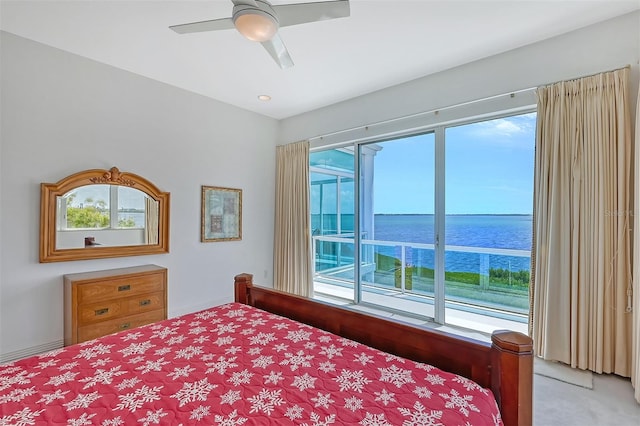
(531, 67), (633, 377)
(274, 141), (313, 297)
(145, 197), (159, 245)
(633, 83), (640, 402)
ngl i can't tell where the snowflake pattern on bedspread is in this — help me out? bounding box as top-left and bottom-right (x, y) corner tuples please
(0, 303), (503, 425)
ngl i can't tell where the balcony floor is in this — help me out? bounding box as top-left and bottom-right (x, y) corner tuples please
(313, 280), (528, 343)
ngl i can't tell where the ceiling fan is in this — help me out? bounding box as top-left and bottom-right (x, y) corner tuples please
(170, 0), (350, 69)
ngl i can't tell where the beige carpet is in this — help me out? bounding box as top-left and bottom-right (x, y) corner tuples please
(534, 372), (639, 426)
(534, 357), (593, 389)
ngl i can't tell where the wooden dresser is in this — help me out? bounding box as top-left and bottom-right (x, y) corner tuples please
(64, 264), (167, 346)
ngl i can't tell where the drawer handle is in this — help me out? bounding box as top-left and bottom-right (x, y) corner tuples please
(120, 322), (131, 330)
(118, 285), (131, 292)
(95, 308), (109, 316)
(139, 299), (151, 306)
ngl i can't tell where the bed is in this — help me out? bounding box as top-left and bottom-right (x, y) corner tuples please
(0, 273), (532, 425)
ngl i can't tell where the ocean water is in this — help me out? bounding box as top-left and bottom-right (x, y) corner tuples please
(374, 214), (532, 273)
(374, 214), (532, 250)
(312, 214), (533, 273)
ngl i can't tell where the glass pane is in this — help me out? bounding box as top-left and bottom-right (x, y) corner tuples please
(340, 177), (354, 234)
(117, 186), (146, 228)
(360, 134), (435, 318)
(444, 113), (535, 318)
(62, 185), (110, 229)
(310, 149), (354, 172)
(310, 149), (356, 299)
(312, 173), (338, 270)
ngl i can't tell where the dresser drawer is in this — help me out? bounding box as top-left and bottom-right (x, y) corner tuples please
(78, 292), (165, 326)
(126, 292), (165, 315)
(77, 310), (166, 342)
(77, 274), (164, 304)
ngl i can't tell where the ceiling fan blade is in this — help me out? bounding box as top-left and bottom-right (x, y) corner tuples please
(169, 17), (235, 34)
(261, 33), (294, 69)
(274, 0), (350, 28)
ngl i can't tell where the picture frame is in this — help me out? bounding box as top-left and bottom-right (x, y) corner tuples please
(201, 186), (242, 242)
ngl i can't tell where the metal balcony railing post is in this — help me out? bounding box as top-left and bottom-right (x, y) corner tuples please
(480, 252), (490, 291)
(401, 245), (406, 293)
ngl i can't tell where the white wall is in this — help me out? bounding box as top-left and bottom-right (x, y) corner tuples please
(0, 31), (279, 358)
(280, 11), (640, 146)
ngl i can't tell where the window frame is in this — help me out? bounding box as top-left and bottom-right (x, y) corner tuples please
(310, 103), (537, 324)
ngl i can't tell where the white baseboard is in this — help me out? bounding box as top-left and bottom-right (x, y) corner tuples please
(1, 339), (64, 364)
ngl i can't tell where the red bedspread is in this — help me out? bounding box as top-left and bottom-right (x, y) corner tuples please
(1, 303), (502, 425)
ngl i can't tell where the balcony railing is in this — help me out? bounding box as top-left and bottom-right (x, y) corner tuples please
(312, 234), (530, 316)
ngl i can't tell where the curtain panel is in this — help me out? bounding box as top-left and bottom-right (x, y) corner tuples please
(531, 67), (633, 377)
(273, 141), (313, 297)
(145, 197), (159, 245)
(633, 83), (640, 403)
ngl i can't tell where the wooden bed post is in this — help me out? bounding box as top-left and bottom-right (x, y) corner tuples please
(491, 330), (533, 426)
(234, 273), (254, 304)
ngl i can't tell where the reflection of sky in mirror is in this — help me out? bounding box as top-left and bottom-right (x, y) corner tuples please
(64, 185), (146, 210)
(118, 187), (146, 210)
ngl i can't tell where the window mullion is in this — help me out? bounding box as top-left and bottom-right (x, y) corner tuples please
(353, 143), (361, 304)
(434, 126), (446, 324)
(110, 186), (118, 228)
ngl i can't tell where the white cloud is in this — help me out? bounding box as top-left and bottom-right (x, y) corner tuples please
(461, 113), (535, 139)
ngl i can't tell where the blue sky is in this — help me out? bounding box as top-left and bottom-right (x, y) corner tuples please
(373, 112), (536, 214)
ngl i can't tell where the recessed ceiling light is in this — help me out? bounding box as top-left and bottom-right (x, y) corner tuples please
(258, 95), (271, 101)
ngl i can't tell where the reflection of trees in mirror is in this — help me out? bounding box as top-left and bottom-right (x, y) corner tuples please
(67, 205), (108, 228)
(119, 217), (136, 227)
(65, 192), (137, 229)
(64, 186), (139, 229)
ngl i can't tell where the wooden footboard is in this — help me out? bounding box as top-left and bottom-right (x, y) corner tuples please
(235, 273), (532, 426)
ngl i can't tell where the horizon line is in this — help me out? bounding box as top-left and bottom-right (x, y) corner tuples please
(374, 213), (532, 216)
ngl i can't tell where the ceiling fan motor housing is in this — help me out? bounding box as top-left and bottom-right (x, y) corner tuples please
(232, 1), (280, 42)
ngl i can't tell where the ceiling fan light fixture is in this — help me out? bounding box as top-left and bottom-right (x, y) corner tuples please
(171, 0), (351, 69)
(233, 9), (278, 42)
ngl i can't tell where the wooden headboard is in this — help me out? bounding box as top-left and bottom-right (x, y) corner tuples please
(234, 273), (533, 426)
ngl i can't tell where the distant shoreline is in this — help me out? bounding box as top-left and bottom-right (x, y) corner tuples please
(374, 213), (532, 216)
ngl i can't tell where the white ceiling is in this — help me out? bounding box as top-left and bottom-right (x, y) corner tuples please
(1, 0), (639, 119)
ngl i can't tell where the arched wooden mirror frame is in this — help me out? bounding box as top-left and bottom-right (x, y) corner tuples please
(40, 167), (170, 262)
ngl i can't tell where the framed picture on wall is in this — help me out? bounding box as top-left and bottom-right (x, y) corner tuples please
(201, 186), (242, 242)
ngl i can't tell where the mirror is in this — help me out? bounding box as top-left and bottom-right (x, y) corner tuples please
(40, 167), (170, 262)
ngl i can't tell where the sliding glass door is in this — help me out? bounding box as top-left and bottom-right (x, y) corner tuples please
(443, 114), (535, 323)
(358, 134), (437, 317)
(310, 111), (535, 326)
